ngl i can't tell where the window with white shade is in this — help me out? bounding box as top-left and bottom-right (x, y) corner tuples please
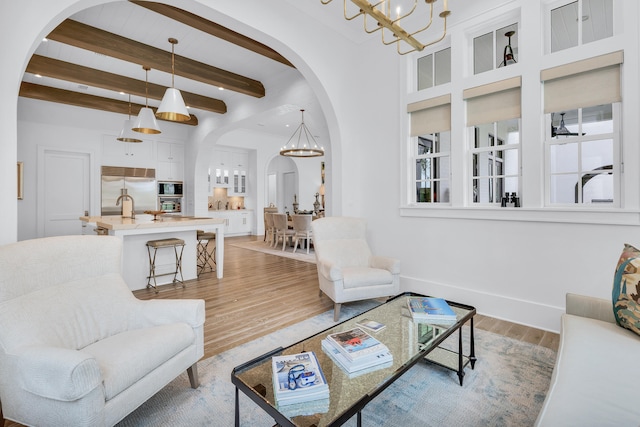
(408, 95), (451, 203)
(465, 78), (522, 205)
(542, 51), (622, 206)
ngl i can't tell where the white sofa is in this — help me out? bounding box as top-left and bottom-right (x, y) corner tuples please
(0, 235), (205, 427)
(535, 293), (640, 426)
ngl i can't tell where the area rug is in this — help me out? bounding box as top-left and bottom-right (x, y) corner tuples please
(117, 305), (556, 427)
(229, 239), (316, 264)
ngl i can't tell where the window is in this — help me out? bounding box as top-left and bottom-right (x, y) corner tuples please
(415, 133), (451, 203)
(473, 23), (518, 74)
(550, 0), (613, 53)
(546, 104), (617, 205)
(541, 51), (622, 206)
(417, 47), (451, 91)
(471, 120), (520, 204)
(408, 95), (451, 204)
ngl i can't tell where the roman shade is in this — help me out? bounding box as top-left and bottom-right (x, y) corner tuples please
(464, 76), (521, 126)
(542, 50), (623, 113)
(408, 94), (451, 136)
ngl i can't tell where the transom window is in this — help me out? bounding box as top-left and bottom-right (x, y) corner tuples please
(550, 0), (613, 53)
(417, 47), (451, 91)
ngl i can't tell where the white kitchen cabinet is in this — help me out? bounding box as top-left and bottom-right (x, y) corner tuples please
(230, 151), (248, 195)
(212, 149), (232, 187)
(208, 210), (252, 236)
(102, 135), (154, 167)
(157, 142), (184, 181)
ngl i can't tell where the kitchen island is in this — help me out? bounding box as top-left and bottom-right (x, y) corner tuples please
(80, 215), (225, 291)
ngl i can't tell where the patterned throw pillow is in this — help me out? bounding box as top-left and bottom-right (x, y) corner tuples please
(612, 243), (640, 335)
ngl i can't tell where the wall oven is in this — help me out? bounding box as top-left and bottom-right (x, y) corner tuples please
(158, 181), (183, 213)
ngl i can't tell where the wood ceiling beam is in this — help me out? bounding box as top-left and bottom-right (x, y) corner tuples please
(19, 82), (199, 126)
(26, 55), (227, 114)
(129, 1), (294, 68)
(47, 19), (265, 98)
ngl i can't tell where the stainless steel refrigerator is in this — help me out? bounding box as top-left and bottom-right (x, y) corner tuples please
(101, 166), (157, 216)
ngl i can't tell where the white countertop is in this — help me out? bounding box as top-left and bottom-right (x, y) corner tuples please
(80, 215), (225, 231)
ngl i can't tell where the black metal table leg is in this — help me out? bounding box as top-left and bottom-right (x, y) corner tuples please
(235, 387), (240, 427)
(457, 326), (465, 386)
(469, 316), (477, 369)
(358, 410), (362, 427)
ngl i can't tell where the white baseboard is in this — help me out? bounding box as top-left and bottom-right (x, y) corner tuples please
(400, 276), (565, 333)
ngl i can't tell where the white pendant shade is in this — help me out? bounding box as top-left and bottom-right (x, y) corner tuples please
(117, 118), (143, 142)
(156, 88), (190, 122)
(132, 107), (161, 134)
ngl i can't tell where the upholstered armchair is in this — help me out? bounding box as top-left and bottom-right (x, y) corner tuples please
(0, 235), (205, 427)
(311, 217), (400, 321)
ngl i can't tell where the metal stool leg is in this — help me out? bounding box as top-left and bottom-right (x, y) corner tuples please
(173, 243), (185, 287)
(146, 245), (159, 293)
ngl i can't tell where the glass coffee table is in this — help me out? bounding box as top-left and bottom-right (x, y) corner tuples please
(231, 292), (476, 427)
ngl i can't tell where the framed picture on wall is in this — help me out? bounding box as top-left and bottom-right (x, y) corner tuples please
(17, 162), (23, 200)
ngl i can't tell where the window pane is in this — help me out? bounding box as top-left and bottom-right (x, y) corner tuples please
(552, 109), (579, 138)
(474, 124), (494, 148)
(473, 178), (494, 203)
(583, 0), (613, 45)
(435, 180), (450, 202)
(416, 181), (432, 202)
(551, 1), (579, 53)
(550, 174), (580, 203)
(550, 143), (578, 173)
(416, 159), (430, 180)
(502, 148), (519, 175)
(582, 139), (613, 171)
(473, 152), (491, 177)
(496, 23), (518, 68)
(434, 48), (451, 86)
(499, 118), (520, 145)
(583, 104), (613, 134)
(474, 33), (493, 75)
(417, 54), (433, 91)
(582, 173), (613, 204)
(417, 136), (433, 154)
(434, 156), (449, 180)
(504, 176), (519, 197)
(438, 132), (451, 152)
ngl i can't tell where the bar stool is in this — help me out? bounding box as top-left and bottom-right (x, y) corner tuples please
(146, 238), (185, 292)
(196, 230), (216, 276)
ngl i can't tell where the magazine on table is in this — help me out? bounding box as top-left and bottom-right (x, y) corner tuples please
(277, 397), (330, 418)
(272, 351), (329, 404)
(406, 297), (457, 323)
(325, 327), (387, 361)
(355, 318), (386, 332)
(321, 339), (392, 375)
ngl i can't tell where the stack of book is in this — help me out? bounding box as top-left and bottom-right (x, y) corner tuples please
(272, 351), (329, 409)
(406, 296), (457, 324)
(321, 327), (392, 376)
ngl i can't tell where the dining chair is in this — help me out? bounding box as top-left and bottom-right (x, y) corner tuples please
(263, 207), (278, 242)
(272, 213), (295, 250)
(264, 211), (277, 245)
(292, 214), (313, 254)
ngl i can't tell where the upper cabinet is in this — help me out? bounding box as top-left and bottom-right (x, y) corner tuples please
(102, 135), (154, 168)
(212, 149), (232, 187)
(231, 152), (248, 195)
(157, 141), (184, 181)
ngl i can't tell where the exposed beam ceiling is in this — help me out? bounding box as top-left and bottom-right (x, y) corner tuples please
(20, 82), (199, 126)
(26, 54), (227, 114)
(130, 1), (294, 68)
(47, 19), (266, 98)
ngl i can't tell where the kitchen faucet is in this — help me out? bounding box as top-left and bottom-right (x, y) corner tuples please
(116, 194), (136, 219)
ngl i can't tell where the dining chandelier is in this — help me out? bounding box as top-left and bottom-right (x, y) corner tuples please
(156, 38), (190, 122)
(321, 0), (451, 55)
(280, 110), (324, 158)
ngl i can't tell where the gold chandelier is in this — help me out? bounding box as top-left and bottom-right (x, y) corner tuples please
(321, 0), (451, 55)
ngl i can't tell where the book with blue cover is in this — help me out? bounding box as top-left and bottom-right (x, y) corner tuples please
(406, 297), (457, 323)
(272, 351), (329, 405)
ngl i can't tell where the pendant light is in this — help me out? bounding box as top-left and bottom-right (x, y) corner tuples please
(156, 38), (190, 122)
(279, 110), (324, 158)
(499, 30), (517, 67)
(117, 94), (143, 142)
(132, 66), (161, 134)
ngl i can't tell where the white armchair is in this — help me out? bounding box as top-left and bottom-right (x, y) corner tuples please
(0, 235), (205, 427)
(311, 217), (400, 321)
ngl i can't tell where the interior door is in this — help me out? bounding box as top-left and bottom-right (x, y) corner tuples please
(39, 149), (90, 237)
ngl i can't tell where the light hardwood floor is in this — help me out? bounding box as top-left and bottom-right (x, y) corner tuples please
(1, 235), (559, 427)
(133, 235), (559, 356)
